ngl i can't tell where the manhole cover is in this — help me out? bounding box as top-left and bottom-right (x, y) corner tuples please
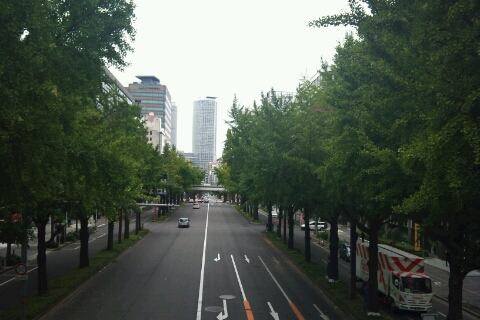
(219, 295), (236, 300)
(205, 306), (223, 313)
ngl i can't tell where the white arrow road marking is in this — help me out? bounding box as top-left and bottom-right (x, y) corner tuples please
(259, 256), (306, 319)
(313, 304), (330, 320)
(217, 299), (228, 320)
(267, 302), (279, 320)
(214, 253), (220, 262)
(245, 255), (250, 263)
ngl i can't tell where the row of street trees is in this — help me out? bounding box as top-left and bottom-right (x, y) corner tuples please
(0, 0), (204, 297)
(218, 1), (480, 319)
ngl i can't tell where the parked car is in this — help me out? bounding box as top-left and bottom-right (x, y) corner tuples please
(178, 218), (190, 228)
(300, 221), (327, 231)
(339, 243), (351, 261)
(193, 202), (200, 209)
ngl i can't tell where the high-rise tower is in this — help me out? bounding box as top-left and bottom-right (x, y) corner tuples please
(127, 76), (172, 145)
(192, 97), (217, 171)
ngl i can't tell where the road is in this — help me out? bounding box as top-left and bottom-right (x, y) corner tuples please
(257, 211), (480, 320)
(0, 217), (128, 312)
(38, 202), (351, 319)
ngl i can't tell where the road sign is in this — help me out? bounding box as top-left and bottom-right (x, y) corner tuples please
(15, 275), (28, 281)
(15, 263), (27, 275)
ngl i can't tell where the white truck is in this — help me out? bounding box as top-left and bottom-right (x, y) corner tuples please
(356, 241), (433, 312)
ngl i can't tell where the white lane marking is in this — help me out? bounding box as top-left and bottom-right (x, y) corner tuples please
(217, 299), (229, 320)
(89, 233), (106, 243)
(438, 312), (447, 318)
(196, 205), (210, 320)
(0, 266), (38, 287)
(313, 304), (330, 320)
(245, 255), (250, 263)
(259, 256), (292, 303)
(214, 253), (220, 262)
(267, 302), (279, 320)
(231, 255), (247, 301)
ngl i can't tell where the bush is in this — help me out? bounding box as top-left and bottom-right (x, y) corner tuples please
(317, 231), (329, 241)
(65, 231), (79, 242)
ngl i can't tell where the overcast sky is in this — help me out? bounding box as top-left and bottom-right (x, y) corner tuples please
(110, 0), (353, 158)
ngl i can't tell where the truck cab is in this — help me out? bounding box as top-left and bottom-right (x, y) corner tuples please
(389, 272), (433, 312)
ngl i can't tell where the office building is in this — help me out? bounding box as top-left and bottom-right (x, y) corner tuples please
(144, 112), (163, 150)
(127, 76), (172, 145)
(192, 97), (217, 171)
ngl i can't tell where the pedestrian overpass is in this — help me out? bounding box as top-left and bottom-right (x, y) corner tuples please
(190, 185), (225, 192)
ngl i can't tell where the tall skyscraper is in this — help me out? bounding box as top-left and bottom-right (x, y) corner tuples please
(127, 76), (172, 145)
(192, 97), (217, 171)
(170, 102), (178, 148)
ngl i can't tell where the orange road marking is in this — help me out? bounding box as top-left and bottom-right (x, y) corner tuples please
(244, 300), (254, 320)
(289, 302), (305, 320)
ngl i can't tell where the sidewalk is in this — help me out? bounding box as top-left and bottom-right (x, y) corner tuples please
(0, 220), (103, 273)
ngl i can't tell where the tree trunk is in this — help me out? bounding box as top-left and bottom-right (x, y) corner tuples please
(288, 206), (294, 249)
(135, 210), (140, 235)
(278, 206), (283, 238)
(282, 207), (286, 244)
(124, 210), (130, 239)
(107, 221), (114, 250)
(79, 216), (89, 268)
(447, 255), (466, 320)
(267, 202), (273, 232)
(304, 207), (311, 262)
(329, 216), (339, 280)
(253, 203), (259, 220)
(367, 219), (381, 312)
(118, 209), (123, 244)
(350, 219), (358, 300)
(5, 243), (12, 264)
(36, 220), (48, 295)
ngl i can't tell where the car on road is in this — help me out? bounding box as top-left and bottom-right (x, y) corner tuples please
(204, 198), (209, 203)
(339, 243), (351, 261)
(189, 199), (194, 203)
(193, 202), (200, 209)
(300, 221), (327, 231)
(178, 218), (190, 228)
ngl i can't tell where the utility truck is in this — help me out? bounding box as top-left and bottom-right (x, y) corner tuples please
(356, 241), (433, 312)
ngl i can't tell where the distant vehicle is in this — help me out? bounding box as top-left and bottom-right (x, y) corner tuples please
(204, 198), (209, 203)
(301, 221), (327, 231)
(178, 218), (190, 228)
(193, 202), (200, 209)
(339, 243), (351, 261)
(189, 199), (194, 203)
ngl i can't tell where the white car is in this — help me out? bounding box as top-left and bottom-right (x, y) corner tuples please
(193, 202), (200, 209)
(178, 218), (190, 228)
(301, 221), (327, 231)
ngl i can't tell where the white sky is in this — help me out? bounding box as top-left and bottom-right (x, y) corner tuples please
(110, 0), (353, 157)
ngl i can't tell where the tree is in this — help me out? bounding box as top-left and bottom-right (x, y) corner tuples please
(0, 0), (136, 295)
(310, 1), (480, 317)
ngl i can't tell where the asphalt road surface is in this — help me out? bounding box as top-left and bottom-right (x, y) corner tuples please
(41, 202), (352, 320)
